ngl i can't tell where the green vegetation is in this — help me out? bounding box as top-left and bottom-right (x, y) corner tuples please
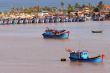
(7, 1), (106, 14)
(1, 0), (109, 19)
(67, 4), (75, 13)
(93, 1), (104, 12)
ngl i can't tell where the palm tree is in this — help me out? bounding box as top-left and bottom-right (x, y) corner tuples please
(93, 7), (100, 12)
(97, 1), (104, 11)
(51, 7), (57, 12)
(74, 2), (80, 8)
(60, 0), (64, 11)
(67, 4), (74, 13)
(36, 0), (40, 12)
(88, 3), (92, 8)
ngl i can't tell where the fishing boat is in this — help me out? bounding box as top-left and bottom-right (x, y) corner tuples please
(42, 28), (70, 39)
(66, 49), (104, 63)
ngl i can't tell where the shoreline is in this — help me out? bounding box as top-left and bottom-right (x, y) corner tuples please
(0, 20), (110, 26)
(0, 17), (108, 25)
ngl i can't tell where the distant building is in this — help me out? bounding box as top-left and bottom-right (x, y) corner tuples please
(38, 11), (49, 17)
(102, 5), (110, 14)
(82, 6), (91, 14)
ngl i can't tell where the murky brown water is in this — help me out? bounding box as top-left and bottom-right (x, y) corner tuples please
(0, 21), (110, 73)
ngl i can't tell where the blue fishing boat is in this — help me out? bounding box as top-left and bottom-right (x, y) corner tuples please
(42, 28), (70, 39)
(68, 18), (73, 22)
(60, 18), (65, 23)
(49, 18), (54, 23)
(44, 18), (49, 23)
(67, 49), (104, 63)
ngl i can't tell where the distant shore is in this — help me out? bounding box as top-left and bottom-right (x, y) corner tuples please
(0, 1), (109, 25)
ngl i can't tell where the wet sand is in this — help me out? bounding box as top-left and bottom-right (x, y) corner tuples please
(0, 21), (110, 73)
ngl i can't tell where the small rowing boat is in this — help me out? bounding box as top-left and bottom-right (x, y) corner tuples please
(92, 30), (103, 33)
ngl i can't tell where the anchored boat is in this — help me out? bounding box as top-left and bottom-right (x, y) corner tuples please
(92, 30), (103, 33)
(42, 28), (70, 39)
(66, 49), (104, 63)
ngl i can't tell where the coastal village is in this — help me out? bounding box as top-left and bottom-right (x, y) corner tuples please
(0, 1), (110, 24)
(0, 0), (110, 73)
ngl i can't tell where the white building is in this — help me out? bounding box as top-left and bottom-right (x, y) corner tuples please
(38, 11), (49, 17)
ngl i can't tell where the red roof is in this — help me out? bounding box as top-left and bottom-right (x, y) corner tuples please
(103, 5), (110, 9)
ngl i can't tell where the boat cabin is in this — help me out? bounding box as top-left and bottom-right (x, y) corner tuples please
(45, 28), (66, 36)
(70, 50), (89, 59)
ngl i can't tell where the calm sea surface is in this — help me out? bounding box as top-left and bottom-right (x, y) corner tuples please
(0, 21), (110, 73)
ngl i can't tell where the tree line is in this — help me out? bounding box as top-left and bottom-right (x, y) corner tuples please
(4, 1), (107, 14)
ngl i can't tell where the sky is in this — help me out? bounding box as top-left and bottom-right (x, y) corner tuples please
(0, 0), (110, 11)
